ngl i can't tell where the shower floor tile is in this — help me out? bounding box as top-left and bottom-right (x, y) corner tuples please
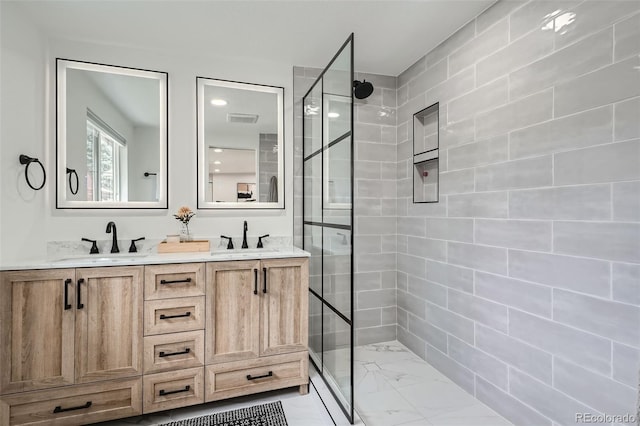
(355, 341), (513, 426)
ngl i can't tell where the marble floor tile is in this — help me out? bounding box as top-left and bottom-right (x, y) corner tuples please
(355, 388), (426, 426)
(355, 341), (513, 426)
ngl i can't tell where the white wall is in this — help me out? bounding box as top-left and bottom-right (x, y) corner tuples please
(0, 3), (294, 263)
(0, 1), (47, 263)
(128, 125), (160, 201)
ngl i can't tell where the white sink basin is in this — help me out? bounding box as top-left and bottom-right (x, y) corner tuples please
(210, 248), (279, 257)
(54, 253), (149, 264)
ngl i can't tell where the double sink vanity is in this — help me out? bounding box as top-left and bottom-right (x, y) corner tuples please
(2, 36), (300, 426)
(0, 245), (309, 426)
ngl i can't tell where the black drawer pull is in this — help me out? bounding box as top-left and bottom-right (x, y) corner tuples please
(160, 311), (191, 320)
(77, 278), (85, 309)
(247, 371), (273, 381)
(159, 348), (191, 357)
(53, 401), (92, 413)
(160, 278), (192, 285)
(159, 385), (190, 396)
(64, 278), (72, 310)
(254, 268), (258, 295)
(263, 267), (267, 293)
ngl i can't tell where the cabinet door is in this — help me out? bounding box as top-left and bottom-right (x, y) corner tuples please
(75, 266), (143, 383)
(206, 261), (261, 364)
(0, 270), (75, 394)
(260, 258), (309, 356)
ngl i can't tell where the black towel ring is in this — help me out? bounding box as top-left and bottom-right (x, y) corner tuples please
(66, 167), (79, 195)
(19, 154), (46, 191)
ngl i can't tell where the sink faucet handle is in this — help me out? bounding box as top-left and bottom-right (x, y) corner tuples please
(81, 238), (99, 254)
(129, 237), (145, 253)
(220, 235), (234, 250)
(257, 234), (270, 249)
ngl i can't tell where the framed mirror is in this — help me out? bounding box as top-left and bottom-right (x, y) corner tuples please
(56, 59), (168, 209)
(197, 77), (284, 209)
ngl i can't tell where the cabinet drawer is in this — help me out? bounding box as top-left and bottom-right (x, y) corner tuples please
(205, 352), (308, 402)
(144, 296), (205, 335)
(144, 331), (204, 374)
(144, 263), (205, 300)
(0, 377), (141, 426)
(143, 367), (204, 413)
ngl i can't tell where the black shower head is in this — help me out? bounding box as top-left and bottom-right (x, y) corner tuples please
(353, 79), (374, 99)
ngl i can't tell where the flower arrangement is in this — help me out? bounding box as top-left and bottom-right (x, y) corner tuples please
(174, 206), (195, 241)
(174, 206), (195, 224)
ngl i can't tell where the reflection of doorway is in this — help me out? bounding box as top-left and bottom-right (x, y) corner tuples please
(207, 147), (257, 202)
(236, 182), (256, 202)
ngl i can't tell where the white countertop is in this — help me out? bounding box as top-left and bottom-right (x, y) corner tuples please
(0, 246), (310, 271)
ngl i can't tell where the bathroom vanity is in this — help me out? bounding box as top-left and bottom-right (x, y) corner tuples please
(0, 249), (309, 426)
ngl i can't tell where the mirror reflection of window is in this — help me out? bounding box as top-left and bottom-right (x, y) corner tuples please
(57, 59), (167, 209)
(86, 110), (127, 202)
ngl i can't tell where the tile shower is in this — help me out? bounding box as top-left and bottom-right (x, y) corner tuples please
(295, 0), (640, 424)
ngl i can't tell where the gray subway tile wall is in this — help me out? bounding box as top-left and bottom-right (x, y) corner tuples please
(295, 1), (640, 423)
(394, 1), (640, 424)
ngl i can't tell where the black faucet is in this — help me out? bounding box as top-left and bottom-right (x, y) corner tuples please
(221, 235), (234, 249)
(106, 221), (119, 253)
(242, 220), (248, 249)
(257, 234), (269, 248)
(81, 238), (99, 254)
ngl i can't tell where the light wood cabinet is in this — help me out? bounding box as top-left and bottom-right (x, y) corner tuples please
(75, 267), (143, 383)
(205, 352), (307, 402)
(0, 377), (141, 426)
(260, 258), (309, 357)
(144, 263), (205, 300)
(205, 260), (261, 364)
(143, 331), (204, 374)
(1, 256), (308, 425)
(0, 270), (76, 395)
(144, 296), (205, 336)
(142, 367), (204, 413)
(205, 258), (309, 402)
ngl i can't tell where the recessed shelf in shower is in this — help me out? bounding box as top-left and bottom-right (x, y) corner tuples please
(413, 102), (439, 203)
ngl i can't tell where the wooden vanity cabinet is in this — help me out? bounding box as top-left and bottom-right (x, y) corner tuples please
(75, 267), (143, 383)
(0, 269), (76, 395)
(205, 258), (309, 401)
(142, 263), (206, 414)
(0, 257), (309, 425)
(0, 266), (144, 425)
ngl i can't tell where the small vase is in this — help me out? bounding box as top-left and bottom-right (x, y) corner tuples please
(180, 222), (192, 242)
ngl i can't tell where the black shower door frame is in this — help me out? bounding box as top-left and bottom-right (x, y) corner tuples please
(302, 33), (355, 424)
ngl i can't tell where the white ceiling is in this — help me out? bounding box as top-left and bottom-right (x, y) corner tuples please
(16, 0), (496, 76)
(83, 69), (160, 127)
(204, 84), (278, 134)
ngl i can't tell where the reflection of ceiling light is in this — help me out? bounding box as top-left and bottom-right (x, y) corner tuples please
(327, 112), (340, 118)
(214, 169), (220, 172)
(542, 10), (576, 34)
(214, 160), (221, 165)
(213, 148), (223, 153)
(210, 99), (227, 106)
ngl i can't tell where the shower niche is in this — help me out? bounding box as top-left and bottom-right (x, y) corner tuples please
(413, 102), (439, 203)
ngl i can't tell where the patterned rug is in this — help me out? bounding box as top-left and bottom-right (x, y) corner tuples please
(159, 401), (288, 426)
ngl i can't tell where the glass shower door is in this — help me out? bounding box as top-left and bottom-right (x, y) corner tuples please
(303, 34), (354, 423)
